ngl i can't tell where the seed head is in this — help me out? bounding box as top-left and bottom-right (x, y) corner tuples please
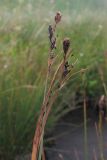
(63, 38), (70, 55)
(55, 11), (62, 24)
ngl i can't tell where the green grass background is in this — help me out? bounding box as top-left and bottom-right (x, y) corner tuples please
(0, 0), (107, 159)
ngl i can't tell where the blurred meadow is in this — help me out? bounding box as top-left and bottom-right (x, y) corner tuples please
(0, 0), (107, 159)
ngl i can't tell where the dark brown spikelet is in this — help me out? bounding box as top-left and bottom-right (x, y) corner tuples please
(63, 38), (70, 55)
(55, 11), (62, 24)
(62, 61), (70, 78)
(48, 25), (53, 42)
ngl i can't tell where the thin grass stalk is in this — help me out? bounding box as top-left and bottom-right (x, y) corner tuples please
(98, 68), (106, 160)
(98, 67), (107, 118)
(83, 91), (88, 160)
(38, 69), (49, 160)
(38, 136), (43, 160)
(99, 113), (104, 160)
(82, 73), (88, 160)
(93, 148), (98, 160)
(42, 149), (46, 160)
(95, 121), (104, 160)
(98, 68), (107, 96)
(61, 67), (89, 87)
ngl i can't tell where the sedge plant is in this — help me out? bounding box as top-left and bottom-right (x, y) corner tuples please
(31, 12), (75, 160)
(31, 12), (88, 160)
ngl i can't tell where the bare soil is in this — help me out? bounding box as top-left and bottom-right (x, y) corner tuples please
(46, 107), (107, 160)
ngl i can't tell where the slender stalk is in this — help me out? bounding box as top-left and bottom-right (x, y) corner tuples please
(42, 149), (46, 160)
(38, 69), (49, 160)
(82, 72), (88, 160)
(93, 148), (98, 160)
(95, 120), (104, 160)
(99, 113), (104, 160)
(83, 91), (88, 160)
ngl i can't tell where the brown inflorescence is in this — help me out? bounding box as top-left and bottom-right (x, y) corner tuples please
(63, 38), (70, 56)
(48, 25), (56, 50)
(62, 61), (71, 78)
(55, 11), (62, 24)
(48, 25), (53, 42)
